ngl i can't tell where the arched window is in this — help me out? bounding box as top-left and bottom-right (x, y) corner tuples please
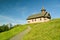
(35, 19), (36, 21)
(32, 19), (34, 22)
(40, 18), (41, 20)
(44, 18), (46, 20)
(28, 21), (30, 23)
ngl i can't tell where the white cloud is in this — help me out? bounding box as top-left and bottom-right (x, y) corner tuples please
(0, 15), (15, 22)
(0, 15), (26, 25)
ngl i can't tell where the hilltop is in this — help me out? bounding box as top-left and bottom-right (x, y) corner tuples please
(22, 18), (60, 40)
(0, 18), (60, 40)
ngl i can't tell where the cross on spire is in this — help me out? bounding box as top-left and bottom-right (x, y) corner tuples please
(41, 7), (46, 11)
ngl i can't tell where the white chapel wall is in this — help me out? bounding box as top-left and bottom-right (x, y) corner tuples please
(27, 18), (50, 23)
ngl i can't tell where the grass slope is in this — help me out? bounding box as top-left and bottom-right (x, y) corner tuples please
(22, 19), (60, 40)
(0, 25), (27, 40)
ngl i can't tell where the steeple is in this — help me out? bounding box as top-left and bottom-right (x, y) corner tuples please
(41, 7), (46, 11)
(41, 7), (46, 14)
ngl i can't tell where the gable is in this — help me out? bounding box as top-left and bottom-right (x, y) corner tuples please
(27, 12), (51, 20)
(27, 7), (51, 20)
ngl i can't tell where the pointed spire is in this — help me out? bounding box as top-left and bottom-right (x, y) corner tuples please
(41, 7), (46, 14)
(41, 7), (46, 11)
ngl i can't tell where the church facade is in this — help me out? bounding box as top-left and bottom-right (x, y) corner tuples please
(27, 7), (51, 24)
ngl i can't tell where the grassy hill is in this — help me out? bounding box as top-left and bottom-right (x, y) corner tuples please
(0, 25), (27, 40)
(22, 18), (60, 40)
(0, 18), (60, 40)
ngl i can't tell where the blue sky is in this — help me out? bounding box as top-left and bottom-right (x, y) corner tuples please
(0, 0), (60, 25)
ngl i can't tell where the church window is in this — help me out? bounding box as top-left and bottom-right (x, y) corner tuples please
(32, 19), (34, 22)
(35, 19), (36, 21)
(44, 18), (46, 20)
(40, 18), (41, 20)
(28, 21), (30, 23)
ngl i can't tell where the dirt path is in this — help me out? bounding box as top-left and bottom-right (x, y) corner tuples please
(10, 26), (31, 40)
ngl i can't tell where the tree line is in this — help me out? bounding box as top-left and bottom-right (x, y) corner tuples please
(0, 24), (13, 33)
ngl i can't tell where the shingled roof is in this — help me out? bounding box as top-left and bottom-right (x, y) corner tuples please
(27, 7), (51, 20)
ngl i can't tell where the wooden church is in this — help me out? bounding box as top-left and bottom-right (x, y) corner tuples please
(27, 7), (51, 23)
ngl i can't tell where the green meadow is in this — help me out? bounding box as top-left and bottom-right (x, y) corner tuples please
(0, 25), (27, 40)
(0, 18), (60, 40)
(22, 18), (60, 40)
